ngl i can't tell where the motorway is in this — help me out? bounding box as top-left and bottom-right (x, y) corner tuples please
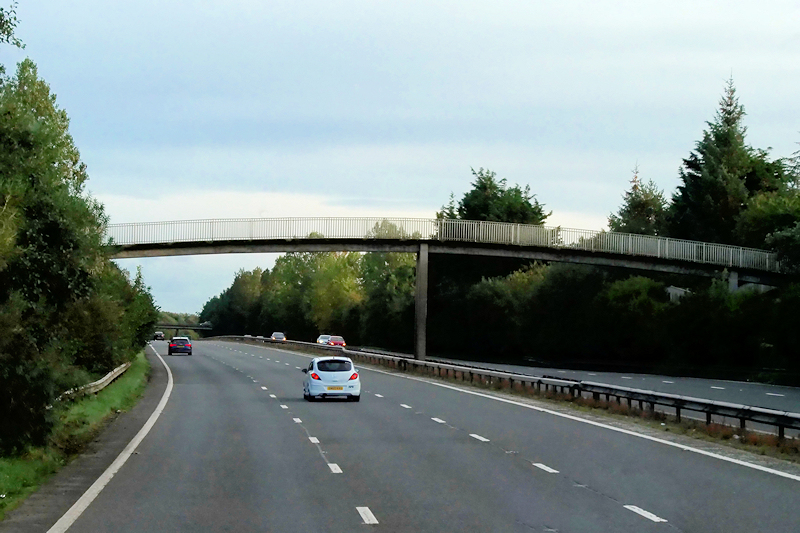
(40, 340), (800, 532)
(426, 357), (800, 413)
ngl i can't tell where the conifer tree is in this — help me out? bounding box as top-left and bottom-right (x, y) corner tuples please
(608, 165), (667, 235)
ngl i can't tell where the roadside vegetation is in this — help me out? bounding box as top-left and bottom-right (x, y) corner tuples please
(0, 350), (151, 520)
(202, 81), (800, 386)
(0, 10), (159, 454)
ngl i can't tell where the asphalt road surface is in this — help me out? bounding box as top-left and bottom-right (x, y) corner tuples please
(426, 356), (800, 413)
(45, 340), (800, 532)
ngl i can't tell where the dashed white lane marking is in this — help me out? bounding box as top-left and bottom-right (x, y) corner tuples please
(662, 380), (674, 384)
(296, 366), (301, 369)
(374, 394), (383, 398)
(328, 463), (343, 473)
(624, 505), (668, 523)
(266, 358), (270, 360)
(276, 360), (280, 363)
(431, 417), (446, 424)
(356, 507), (379, 524)
(261, 386), (268, 390)
(309, 437), (320, 444)
(532, 463), (559, 474)
(259, 356), (263, 359)
(711, 386), (725, 390)
(293, 418), (302, 423)
(557, 370), (566, 373)
(269, 394), (276, 398)
(285, 363), (290, 366)
(470, 434), (490, 442)
(766, 393), (785, 397)
(400, 404), (412, 409)
(280, 405), (288, 409)
(588, 373), (597, 376)
(621, 376), (632, 380)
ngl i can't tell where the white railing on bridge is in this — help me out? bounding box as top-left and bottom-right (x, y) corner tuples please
(105, 217), (779, 273)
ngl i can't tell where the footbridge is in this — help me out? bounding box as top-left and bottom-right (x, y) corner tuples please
(107, 217), (785, 359)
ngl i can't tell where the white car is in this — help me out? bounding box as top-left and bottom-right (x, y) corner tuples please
(316, 334), (331, 344)
(302, 356), (361, 402)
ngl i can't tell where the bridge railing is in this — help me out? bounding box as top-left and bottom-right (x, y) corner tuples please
(106, 217), (780, 272)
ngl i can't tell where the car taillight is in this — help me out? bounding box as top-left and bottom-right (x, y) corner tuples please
(186, 343), (191, 347)
(311, 373), (321, 380)
(169, 343), (175, 347)
(349, 373), (358, 380)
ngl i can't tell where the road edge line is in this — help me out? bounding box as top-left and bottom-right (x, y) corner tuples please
(47, 344), (174, 532)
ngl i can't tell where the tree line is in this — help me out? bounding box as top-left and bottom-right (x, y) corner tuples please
(1, 16), (159, 453)
(201, 80), (800, 385)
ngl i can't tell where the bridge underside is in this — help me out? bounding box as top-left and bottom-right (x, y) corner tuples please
(112, 239), (790, 360)
(110, 238), (784, 285)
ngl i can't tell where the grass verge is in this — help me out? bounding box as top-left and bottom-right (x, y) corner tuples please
(0, 350), (151, 521)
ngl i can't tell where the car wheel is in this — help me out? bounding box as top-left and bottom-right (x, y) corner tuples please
(188, 351), (192, 356)
(350, 395), (360, 402)
(168, 350), (172, 355)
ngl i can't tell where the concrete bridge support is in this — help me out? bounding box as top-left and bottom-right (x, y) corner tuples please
(728, 270), (739, 292)
(415, 243), (429, 360)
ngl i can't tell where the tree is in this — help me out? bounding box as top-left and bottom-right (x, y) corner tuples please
(438, 168), (551, 225)
(0, 1), (24, 48)
(608, 165), (667, 235)
(666, 79), (790, 244)
(735, 190), (800, 248)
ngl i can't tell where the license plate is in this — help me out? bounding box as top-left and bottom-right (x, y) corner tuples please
(327, 386), (343, 391)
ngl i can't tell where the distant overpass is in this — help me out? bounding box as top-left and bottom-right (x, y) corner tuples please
(107, 217), (788, 359)
(155, 323), (212, 331)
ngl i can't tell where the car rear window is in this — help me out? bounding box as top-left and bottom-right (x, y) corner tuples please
(330, 336), (344, 342)
(317, 360), (352, 372)
(173, 339), (188, 345)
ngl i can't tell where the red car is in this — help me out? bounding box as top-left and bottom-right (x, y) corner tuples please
(327, 335), (346, 347)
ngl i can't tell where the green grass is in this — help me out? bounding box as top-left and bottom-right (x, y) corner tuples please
(0, 350), (150, 521)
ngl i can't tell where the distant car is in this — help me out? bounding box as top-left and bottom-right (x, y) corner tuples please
(168, 336), (192, 356)
(153, 331), (165, 341)
(316, 334), (331, 344)
(327, 335), (346, 347)
(302, 356), (360, 401)
(271, 332), (286, 341)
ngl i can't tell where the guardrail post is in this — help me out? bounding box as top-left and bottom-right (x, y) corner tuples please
(675, 407), (681, 422)
(414, 243), (429, 360)
(779, 425), (785, 439)
(740, 418), (746, 430)
(706, 412), (712, 425)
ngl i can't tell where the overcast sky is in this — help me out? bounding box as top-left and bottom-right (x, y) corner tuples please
(5, 1), (799, 313)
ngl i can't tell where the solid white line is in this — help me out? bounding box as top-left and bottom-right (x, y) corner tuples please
(400, 404), (412, 409)
(374, 394), (383, 398)
(624, 505), (668, 522)
(711, 386), (726, 390)
(469, 434), (490, 442)
(261, 386), (268, 390)
(269, 394), (276, 398)
(280, 405), (288, 409)
(47, 346), (174, 533)
(431, 417), (446, 424)
(360, 366), (800, 482)
(532, 463), (559, 474)
(357, 507), (379, 524)
(766, 393), (785, 397)
(328, 463), (342, 473)
(309, 437), (320, 444)
(293, 418), (302, 423)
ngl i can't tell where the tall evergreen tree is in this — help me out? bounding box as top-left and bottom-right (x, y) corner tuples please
(667, 79), (790, 244)
(608, 165), (667, 235)
(666, 79), (751, 243)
